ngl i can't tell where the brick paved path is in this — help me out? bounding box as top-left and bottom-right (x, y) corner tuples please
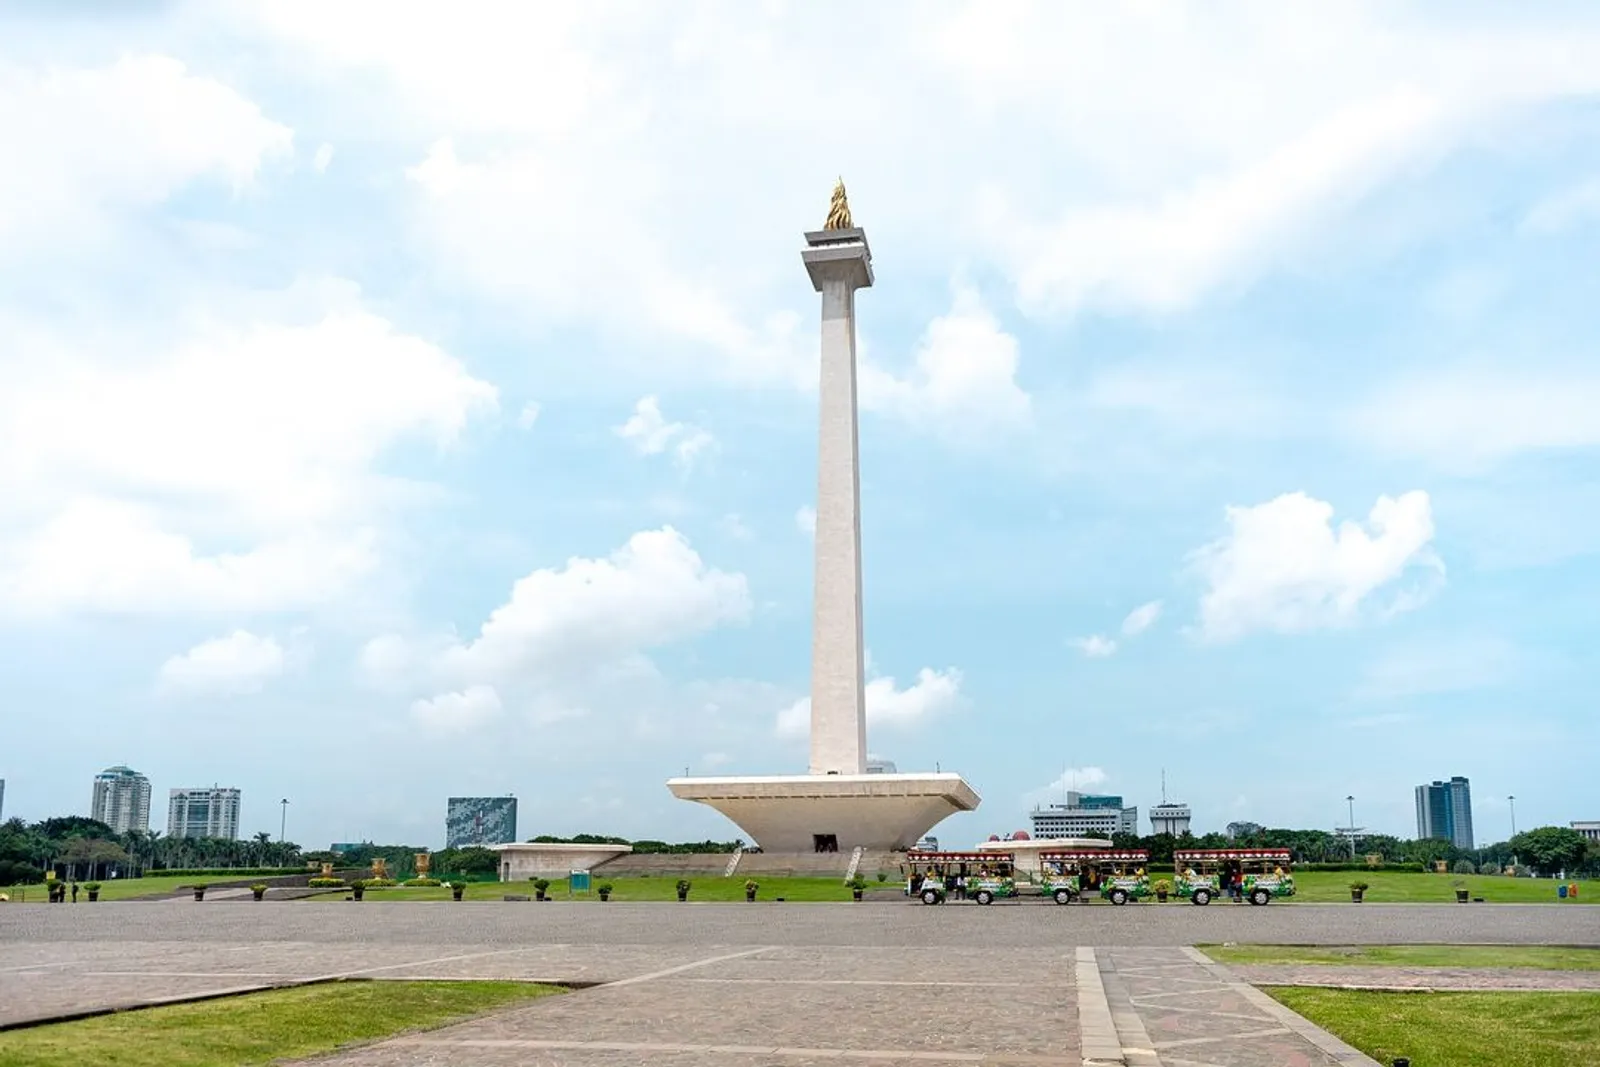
(1096, 947), (1379, 1067)
(1230, 962), (1600, 992)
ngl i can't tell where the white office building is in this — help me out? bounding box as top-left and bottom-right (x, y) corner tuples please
(91, 766), (151, 834)
(1573, 821), (1600, 844)
(167, 787), (242, 840)
(1030, 793), (1139, 838)
(1149, 803), (1193, 836)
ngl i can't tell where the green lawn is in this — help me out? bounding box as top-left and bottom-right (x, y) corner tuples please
(3, 875), (218, 903)
(1269, 988), (1600, 1067)
(323, 874), (870, 903)
(1285, 869), (1596, 904)
(1203, 944), (1600, 971)
(0, 980), (560, 1067)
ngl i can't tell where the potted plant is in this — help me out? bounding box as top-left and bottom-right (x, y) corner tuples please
(1453, 879), (1470, 904)
(745, 879), (759, 902)
(1154, 879), (1172, 903)
(450, 881), (465, 902)
(192, 883), (208, 902)
(848, 875), (867, 901)
(533, 878), (551, 902)
(598, 882), (613, 902)
(84, 882), (102, 902)
(350, 879), (367, 901)
(250, 883), (268, 902)
(676, 879), (692, 902)
(1349, 880), (1368, 903)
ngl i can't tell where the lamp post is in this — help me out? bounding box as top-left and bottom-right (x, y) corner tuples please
(1508, 795), (1516, 837)
(1346, 795), (1357, 858)
(279, 798), (289, 844)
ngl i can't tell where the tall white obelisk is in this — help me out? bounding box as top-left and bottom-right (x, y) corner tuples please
(665, 181), (980, 853)
(802, 179), (872, 776)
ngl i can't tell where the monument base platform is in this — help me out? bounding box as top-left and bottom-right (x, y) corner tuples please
(666, 772), (980, 852)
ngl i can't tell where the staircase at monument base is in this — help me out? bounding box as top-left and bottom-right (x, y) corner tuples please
(723, 851), (743, 877)
(843, 845), (864, 883)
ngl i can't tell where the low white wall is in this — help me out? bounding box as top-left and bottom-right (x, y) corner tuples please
(492, 843), (632, 881)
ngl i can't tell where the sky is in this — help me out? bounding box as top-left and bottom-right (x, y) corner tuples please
(2, 1), (1597, 851)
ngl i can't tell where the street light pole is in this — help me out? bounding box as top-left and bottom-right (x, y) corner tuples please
(1508, 795), (1517, 837)
(1346, 795), (1356, 858)
(280, 798), (289, 844)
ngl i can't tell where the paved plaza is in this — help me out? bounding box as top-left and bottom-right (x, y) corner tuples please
(3, 901), (1597, 1065)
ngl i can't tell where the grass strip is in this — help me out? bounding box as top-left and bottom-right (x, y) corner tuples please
(1268, 988), (1600, 1067)
(0, 980), (560, 1067)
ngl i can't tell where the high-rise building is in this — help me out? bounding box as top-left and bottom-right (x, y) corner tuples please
(445, 797), (518, 848)
(1149, 803), (1193, 836)
(1030, 792), (1139, 838)
(91, 766), (151, 834)
(166, 787), (241, 840)
(1415, 776), (1474, 849)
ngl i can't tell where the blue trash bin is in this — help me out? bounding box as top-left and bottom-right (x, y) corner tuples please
(1558, 884), (1569, 899)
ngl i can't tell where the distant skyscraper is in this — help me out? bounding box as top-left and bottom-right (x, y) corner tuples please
(1149, 803), (1192, 836)
(864, 757), (897, 774)
(1415, 776), (1474, 849)
(91, 766), (151, 834)
(166, 787), (242, 840)
(445, 797), (518, 848)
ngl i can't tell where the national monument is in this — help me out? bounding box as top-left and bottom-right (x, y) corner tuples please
(668, 181), (982, 851)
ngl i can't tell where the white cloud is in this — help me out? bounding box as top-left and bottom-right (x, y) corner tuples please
(1191, 490), (1443, 642)
(411, 685), (502, 734)
(1121, 600), (1163, 637)
(1346, 369), (1600, 470)
(718, 514), (753, 541)
(615, 396), (717, 470)
(158, 630), (288, 696)
(312, 142), (335, 173)
(860, 290), (1030, 433)
(776, 666), (963, 739)
(982, 89), (1447, 317)
(1069, 635), (1118, 659)
(795, 506), (817, 538)
(0, 55), (293, 248)
(516, 401), (541, 429)
(0, 308), (498, 616)
(370, 527), (749, 707)
(1024, 766), (1110, 809)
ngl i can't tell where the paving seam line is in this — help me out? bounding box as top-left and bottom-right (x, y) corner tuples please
(1095, 950), (1163, 1067)
(1074, 947), (1126, 1066)
(603, 945), (778, 988)
(389, 1037), (990, 1060)
(1177, 947), (1382, 1066)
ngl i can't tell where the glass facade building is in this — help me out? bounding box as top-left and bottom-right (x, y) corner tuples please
(1414, 776), (1474, 849)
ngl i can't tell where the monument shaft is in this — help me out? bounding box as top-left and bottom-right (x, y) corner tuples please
(809, 271), (869, 775)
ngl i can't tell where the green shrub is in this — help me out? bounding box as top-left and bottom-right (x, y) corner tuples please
(675, 879), (692, 894)
(307, 877), (345, 888)
(1453, 859), (1477, 875)
(363, 878), (398, 888)
(249, 883), (268, 892)
(876, 871), (888, 882)
(597, 882), (614, 894)
(84, 882), (102, 892)
(847, 875), (867, 891)
(532, 878), (551, 892)
(404, 877), (442, 887)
